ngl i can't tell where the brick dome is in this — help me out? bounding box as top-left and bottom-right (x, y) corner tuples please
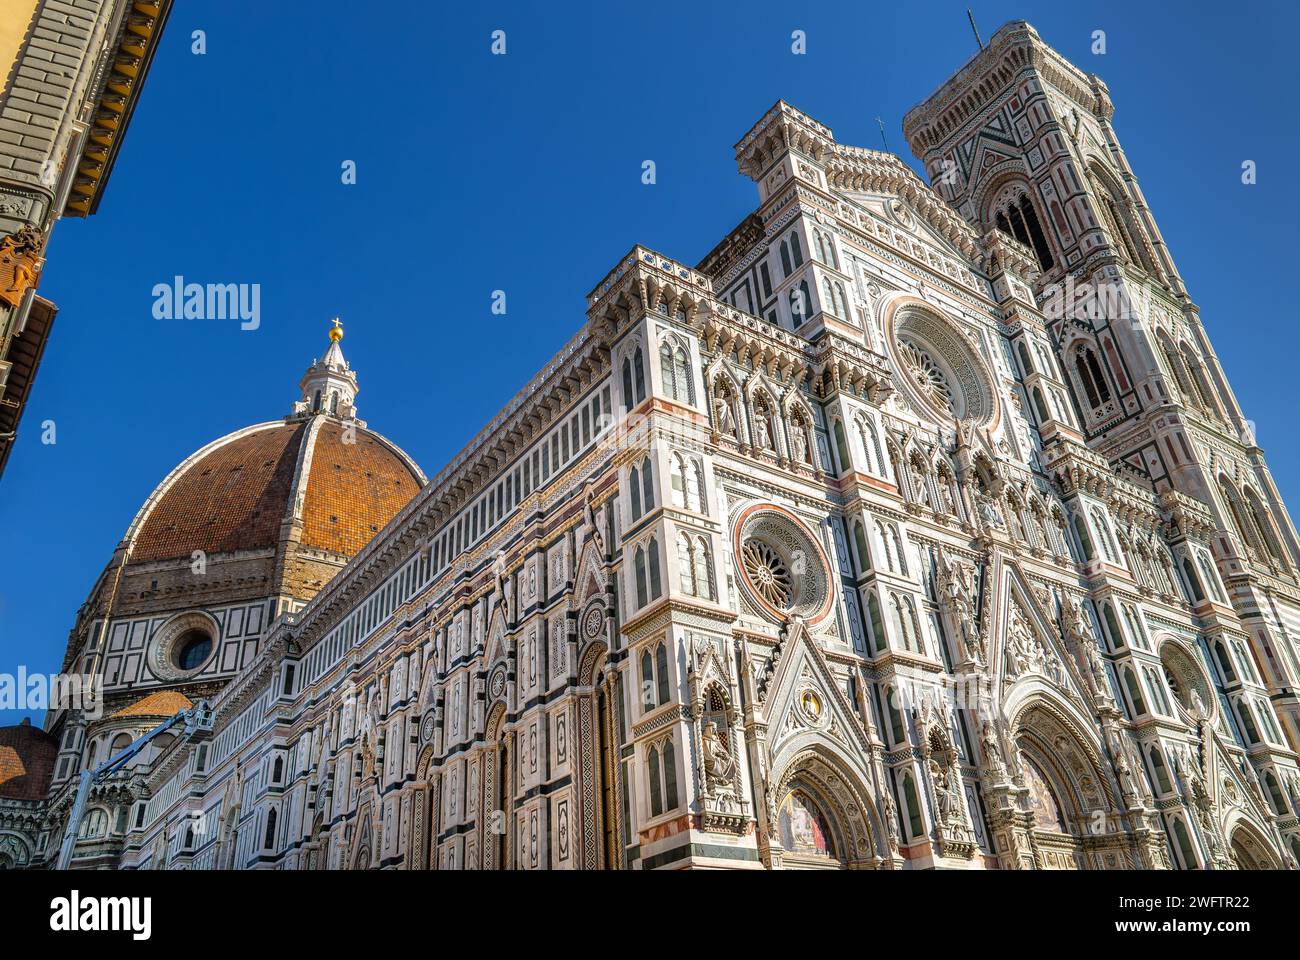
(0, 719), (57, 802)
(126, 417), (424, 566)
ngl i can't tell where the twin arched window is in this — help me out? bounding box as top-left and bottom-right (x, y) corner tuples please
(633, 537), (662, 608)
(646, 737), (679, 817)
(621, 347), (646, 411)
(676, 532), (715, 600)
(659, 339), (694, 404)
(669, 452), (705, 513)
(994, 191), (1055, 271)
(779, 230), (805, 278)
(856, 415), (884, 475)
(639, 641), (671, 712)
(889, 593), (924, 655)
(77, 807), (109, 839)
(1074, 346), (1113, 410)
(821, 277), (848, 318)
(629, 457), (655, 521)
(813, 228), (838, 268)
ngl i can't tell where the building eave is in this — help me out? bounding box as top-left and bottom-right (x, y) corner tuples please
(63, 0), (174, 218)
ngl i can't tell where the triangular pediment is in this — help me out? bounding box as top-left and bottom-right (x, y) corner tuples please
(763, 620), (870, 760)
(575, 540), (606, 607)
(993, 565), (1087, 706)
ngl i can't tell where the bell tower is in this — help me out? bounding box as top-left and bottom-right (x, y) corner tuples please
(905, 20), (1300, 752)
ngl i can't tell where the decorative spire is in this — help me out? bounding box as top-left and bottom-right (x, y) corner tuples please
(293, 317), (361, 421)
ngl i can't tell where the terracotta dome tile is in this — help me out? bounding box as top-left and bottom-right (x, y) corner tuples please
(300, 421), (420, 556)
(0, 720), (57, 801)
(132, 423), (307, 563)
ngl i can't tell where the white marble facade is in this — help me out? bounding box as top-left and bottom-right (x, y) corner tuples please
(26, 20), (1300, 871)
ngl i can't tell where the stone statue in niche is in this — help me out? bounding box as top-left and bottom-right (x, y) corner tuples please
(701, 721), (737, 791)
(791, 425), (808, 464)
(713, 395), (736, 437)
(937, 553), (984, 663)
(981, 719), (1007, 782)
(358, 696), (381, 781)
(879, 788), (900, 853)
(493, 549), (509, 616)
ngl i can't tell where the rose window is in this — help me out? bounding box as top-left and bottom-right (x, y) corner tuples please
(899, 337), (955, 415)
(732, 505), (833, 625)
(742, 540), (793, 608)
(888, 310), (996, 426)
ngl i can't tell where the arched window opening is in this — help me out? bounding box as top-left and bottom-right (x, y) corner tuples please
(639, 649), (655, 711)
(867, 592), (886, 655)
(852, 521), (870, 573)
(1102, 603), (1125, 651)
(1236, 698), (1261, 744)
(1122, 666), (1146, 715)
(1031, 386), (1049, 422)
(647, 537), (662, 599)
(1075, 346), (1113, 408)
(902, 773), (924, 839)
(1171, 817), (1198, 869)
(632, 348), (646, 404)
(832, 416), (852, 473)
(647, 745), (663, 817)
(1017, 340), (1034, 376)
(886, 687), (906, 745)
(634, 546), (648, 607)
(995, 191), (1055, 271)
(662, 739), (679, 810)
(641, 457), (655, 513)
(1212, 639), (1236, 683)
(1148, 746), (1172, 794)
(1073, 514), (1094, 562)
(1265, 772), (1289, 816)
(655, 643), (670, 707)
(622, 358), (635, 412)
(1181, 557), (1205, 603)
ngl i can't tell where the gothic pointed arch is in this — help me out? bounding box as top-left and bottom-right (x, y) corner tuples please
(1085, 159), (1156, 274)
(348, 800), (378, 871)
(994, 566), (1084, 701)
(1007, 694), (1127, 868)
(485, 607), (508, 668)
(1226, 817), (1282, 870)
(980, 175), (1057, 272)
(768, 743), (886, 869)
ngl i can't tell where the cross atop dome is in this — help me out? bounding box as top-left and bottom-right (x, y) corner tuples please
(293, 317), (362, 422)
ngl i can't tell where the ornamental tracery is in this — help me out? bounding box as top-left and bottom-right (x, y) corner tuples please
(887, 307), (995, 426)
(732, 504), (834, 625)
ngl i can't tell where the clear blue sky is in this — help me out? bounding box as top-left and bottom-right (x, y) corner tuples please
(2, 0), (1297, 725)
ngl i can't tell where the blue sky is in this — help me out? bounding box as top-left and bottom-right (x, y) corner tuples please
(2, 0), (1297, 725)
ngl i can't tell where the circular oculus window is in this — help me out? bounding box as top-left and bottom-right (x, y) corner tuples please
(147, 611), (219, 682)
(733, 504), (834, 625)
(890, 309), (995, 426)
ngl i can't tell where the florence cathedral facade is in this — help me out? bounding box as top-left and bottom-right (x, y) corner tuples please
(4, 19), (1300, 871)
